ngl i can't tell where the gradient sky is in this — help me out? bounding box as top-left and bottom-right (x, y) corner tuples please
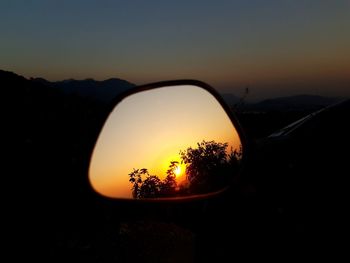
(89, 85), (241, 198)
(1, 0), (349, 99)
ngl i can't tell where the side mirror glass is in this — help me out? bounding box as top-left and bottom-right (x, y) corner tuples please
(89, 82), (243, 200)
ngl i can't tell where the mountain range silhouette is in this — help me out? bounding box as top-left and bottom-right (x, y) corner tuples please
(31, 76), (135, 102)
(2, 69), (343, 110)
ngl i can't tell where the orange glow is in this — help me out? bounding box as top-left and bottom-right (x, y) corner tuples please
(174, 166), (181, 177)
(89, 85), (242, 198)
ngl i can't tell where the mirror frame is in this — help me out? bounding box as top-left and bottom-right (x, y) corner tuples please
(88, 80), (247, 202)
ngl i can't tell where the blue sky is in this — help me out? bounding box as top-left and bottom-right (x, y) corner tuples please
(1, 0), (349, 99)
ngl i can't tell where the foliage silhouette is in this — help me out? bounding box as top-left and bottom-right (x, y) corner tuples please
(129, 164), (178, 199)
(129, 168), (148, 199)
(139, 175), (162, 198)
(162, 161), (178, 196)
(128, 140), (241, 198)
(180, 140), (241, 193)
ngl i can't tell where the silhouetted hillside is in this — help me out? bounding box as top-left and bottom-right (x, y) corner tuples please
(3, 69), (109, 234)
(5, 69), (349, 261)
(32, 77), (135, 102)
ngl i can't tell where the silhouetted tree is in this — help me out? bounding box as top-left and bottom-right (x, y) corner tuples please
(180, 141), (227, 180)
(180, 140), (239, 193)
(139, 175), (162, 198)
(128, 162), (179, 198)
(161, 161), (178, 196)
(128, 141), (242, 197)
(128, 168), (166, 198)
(129, 168), (148, 198)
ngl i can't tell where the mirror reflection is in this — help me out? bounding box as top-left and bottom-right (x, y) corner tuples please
(89, 85), (242, 199)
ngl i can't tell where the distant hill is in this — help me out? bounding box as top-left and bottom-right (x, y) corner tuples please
(32, 77), (135, 102)
(3, 69), (343, 111)
(2, 69), (115, 211)
(1, 69), (62, 103)
(220, 93), (240, 107)
(243, 94), (342, 112)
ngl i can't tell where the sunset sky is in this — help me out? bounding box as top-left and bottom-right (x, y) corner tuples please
(1, 0), (349, 99)
(89, 85), (241, 198)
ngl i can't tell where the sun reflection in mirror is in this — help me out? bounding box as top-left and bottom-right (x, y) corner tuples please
(174, 165), (181, 177)
(89, 85), (242, 199)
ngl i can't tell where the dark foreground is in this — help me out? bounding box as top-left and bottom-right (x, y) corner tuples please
(4, 70), (349, 262)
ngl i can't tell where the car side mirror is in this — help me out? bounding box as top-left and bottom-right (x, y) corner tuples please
(88, 80), (245, 200)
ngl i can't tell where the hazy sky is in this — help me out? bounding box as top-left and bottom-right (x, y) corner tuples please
(1, 0), (349, 99)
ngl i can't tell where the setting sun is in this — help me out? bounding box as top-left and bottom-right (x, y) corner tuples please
(89, 85), (242, 198)
(174, 166), (181, 177)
